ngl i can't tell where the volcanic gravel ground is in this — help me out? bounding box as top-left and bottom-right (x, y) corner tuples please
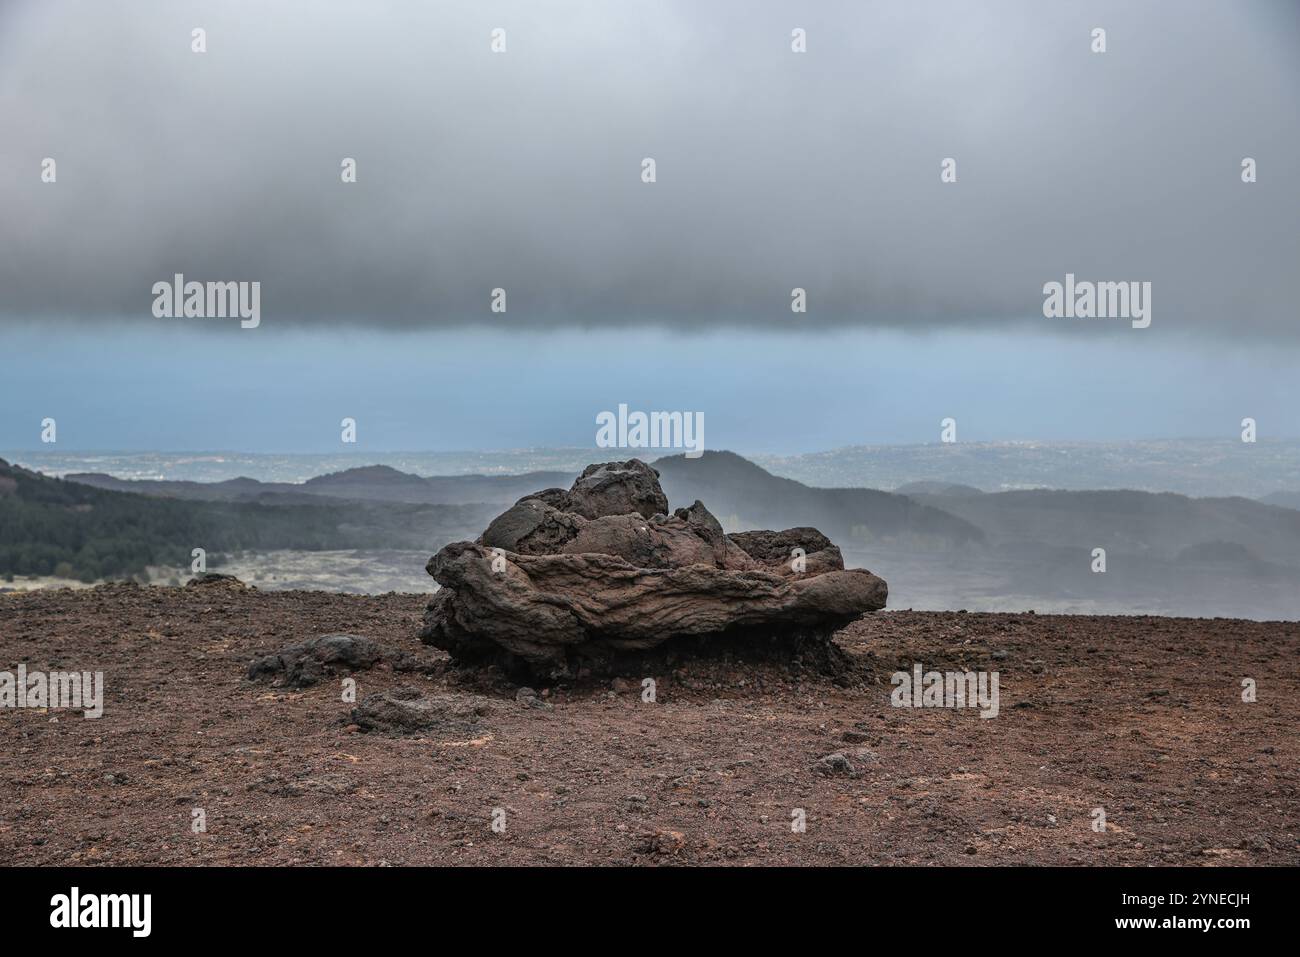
(1, 583), (1296, 865)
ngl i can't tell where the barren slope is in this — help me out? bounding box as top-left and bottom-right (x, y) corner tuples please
(1, 584), (1295, 865)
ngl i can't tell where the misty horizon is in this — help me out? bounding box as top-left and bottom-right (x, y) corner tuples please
(9, 439), (1300, 500)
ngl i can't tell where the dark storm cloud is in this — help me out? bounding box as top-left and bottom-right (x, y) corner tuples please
(0, 0), (1296, 336)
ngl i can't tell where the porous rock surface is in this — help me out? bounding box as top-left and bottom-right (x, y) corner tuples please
(247, 633), (383, 687)
(349, 686), (494, 734)
(419, 460), (887, 676)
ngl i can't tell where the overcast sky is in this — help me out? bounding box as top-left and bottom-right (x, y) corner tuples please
(2, 0), (1296, 333)
(1, 1), (1297, 452)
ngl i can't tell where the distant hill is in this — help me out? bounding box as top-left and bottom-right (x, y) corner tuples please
(893, 480), (985, 497)
(0, 458), (492, 582)
(66, 466), (577, 506)
(13, 452), (1300, 616)
(905, 486), (1300, 566)
(653, 453), (1300, 619)
(751, 439), (1300, 499)
(1261, 491), (1300, 511)
(652, 451), (984, 548)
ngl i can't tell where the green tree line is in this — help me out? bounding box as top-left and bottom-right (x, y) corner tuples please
(0, 464), (486, 582)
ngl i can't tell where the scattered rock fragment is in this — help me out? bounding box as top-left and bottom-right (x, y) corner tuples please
(815, 752), (858, 778)
(349, 686), (494, 734)
(186, 572), (249, 589)
(635, 828), (687, 856)
(246, 634), (382, 688)
(514, 686), (552, 711)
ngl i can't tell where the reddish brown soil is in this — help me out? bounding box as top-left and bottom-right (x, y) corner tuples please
(1, 583), (1296, 865)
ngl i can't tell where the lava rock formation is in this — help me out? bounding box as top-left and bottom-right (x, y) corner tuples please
(419, 460), (887, 676)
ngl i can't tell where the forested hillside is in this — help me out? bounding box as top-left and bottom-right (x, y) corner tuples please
(0, 458), (489, 582)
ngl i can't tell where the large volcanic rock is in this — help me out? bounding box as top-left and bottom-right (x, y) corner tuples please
(419, 459), (887, 676)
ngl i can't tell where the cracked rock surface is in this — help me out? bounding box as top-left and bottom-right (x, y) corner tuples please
(420, 459), (887, 676)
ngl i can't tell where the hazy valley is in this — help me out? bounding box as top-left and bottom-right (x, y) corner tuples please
(4, 445), (1299, 619)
